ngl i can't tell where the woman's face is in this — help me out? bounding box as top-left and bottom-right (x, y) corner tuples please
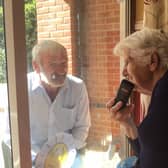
(122, 53), (153, 95)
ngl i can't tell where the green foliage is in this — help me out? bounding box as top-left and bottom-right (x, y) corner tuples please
(0, 6), (5, 49)
(0, 0), (37, 82)
(0, 48), (6, 83)
(25, 0), (37, 72)
(0, 6), (6, 83)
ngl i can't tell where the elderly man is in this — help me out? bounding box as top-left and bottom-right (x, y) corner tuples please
(28, 40), (91, 167)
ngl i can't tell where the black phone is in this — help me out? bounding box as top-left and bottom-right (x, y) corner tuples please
(113, 79), (135, 110)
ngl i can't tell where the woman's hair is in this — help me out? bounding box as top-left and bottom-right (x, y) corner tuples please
(32, 40), (66, 64)
(113, 28), (168, 68)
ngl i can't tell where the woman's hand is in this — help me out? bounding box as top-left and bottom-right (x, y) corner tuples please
(106, 98), (138, 139)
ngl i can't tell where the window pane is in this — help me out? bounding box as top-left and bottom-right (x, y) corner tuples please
(27, 1), (122, 167)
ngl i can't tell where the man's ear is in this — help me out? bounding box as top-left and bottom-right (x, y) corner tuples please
(32, 60), (40, 73)
(149, 52), (160, 71)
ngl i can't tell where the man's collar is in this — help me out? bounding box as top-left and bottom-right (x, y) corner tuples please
(31, 72), (41, 90)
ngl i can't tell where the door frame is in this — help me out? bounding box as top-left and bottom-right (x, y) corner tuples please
(3, 0), (32, 167)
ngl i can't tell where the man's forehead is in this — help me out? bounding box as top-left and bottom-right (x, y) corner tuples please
(40, 54), (67, 65)
(47, 55), (67, 61)
(45, 49), (67, 58)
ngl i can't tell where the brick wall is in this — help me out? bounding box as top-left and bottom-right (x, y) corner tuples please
(36, 0), (78, 74)
(81, 0), (121, 149)
(36, 0), (121, 150)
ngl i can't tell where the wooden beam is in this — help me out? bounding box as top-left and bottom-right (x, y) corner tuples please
(3, 0), (32, 167)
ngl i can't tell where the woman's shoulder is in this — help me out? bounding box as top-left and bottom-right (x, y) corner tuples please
(153, 70), (168, 96)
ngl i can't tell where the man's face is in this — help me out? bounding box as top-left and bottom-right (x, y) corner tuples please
(39, 50), (68, 88)
(122, 53), (153, 95)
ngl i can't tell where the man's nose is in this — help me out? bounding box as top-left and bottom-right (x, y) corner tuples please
(56, 65), (67, 74)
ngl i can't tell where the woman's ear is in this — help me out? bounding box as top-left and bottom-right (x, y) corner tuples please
(32, 60), (40, 73)
(149, 52), (160, 71)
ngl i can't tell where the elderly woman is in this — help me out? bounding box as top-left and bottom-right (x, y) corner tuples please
(107, 28), (168, 168)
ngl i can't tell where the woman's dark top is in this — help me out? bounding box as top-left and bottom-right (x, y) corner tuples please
(130, 70), (168, 168)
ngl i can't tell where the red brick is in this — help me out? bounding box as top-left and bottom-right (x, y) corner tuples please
(36, 0), (120, 148)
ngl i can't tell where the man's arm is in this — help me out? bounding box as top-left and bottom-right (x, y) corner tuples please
(71, 82), (91, 149)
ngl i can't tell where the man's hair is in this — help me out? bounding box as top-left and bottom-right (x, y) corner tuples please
(32, 40), (67, 64)
(113, 28), (168, 68)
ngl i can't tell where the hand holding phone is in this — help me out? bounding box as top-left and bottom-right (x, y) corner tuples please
(113, 79), (134, 110)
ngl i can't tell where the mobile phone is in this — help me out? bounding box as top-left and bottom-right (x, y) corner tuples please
(113, 79), (135, 110)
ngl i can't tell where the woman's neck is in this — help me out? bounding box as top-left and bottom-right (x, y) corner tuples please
(152, 68), (167, 88)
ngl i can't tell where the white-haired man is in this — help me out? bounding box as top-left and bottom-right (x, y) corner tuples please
(28, 40), (91, 167)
